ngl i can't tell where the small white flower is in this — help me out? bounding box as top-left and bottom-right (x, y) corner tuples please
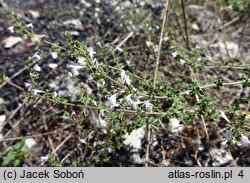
(225, 130), (233, 141)
(68, 62), (84, 70)
(33, 64), (41, 72)
(62, 115), (68, 120)
(88, 47), (96, 58)
(79, 139), (86, 144)
(108, 94), (119, 108)
(71, 111), (76, 118)
(227, 5), (233, 10)
(41, 155), (49, 162)
(32, 89), (44, 95)
(220, 140), (227, 147)
(51, 52), (58, 59)
(163, 36), (169, 42)
(153, 45), (159, 53)
(92, 100), (97, 106)
(7, 26), (14, 33)
(132, 101), (141, 110)
(68, 70), (79, 77)
(87, 75), (94, 82)
(26, 23), (33, 28)
(145, 100), (153, 111)
(125, 94), (133, 105)
(96, 41), (101, 47)
(30, 73), (35, 78)
(134, 94), (141, 102)
(115, 46), (123, 53)
(32, 52), (41, 60)
(120, 70), (131, 85)
(77, 57), (86, 66)
(179, 59), (186, 65)
(239, 136), (250, 147)
(146, 41), (153, 48)
(68, 62), (84, 77)
(195, 44), (201, 50)
(219, 110), (230, 122)
(24, 82), (31, 88)
(53, 91), (57, 97)
(171, 51), (177, 58)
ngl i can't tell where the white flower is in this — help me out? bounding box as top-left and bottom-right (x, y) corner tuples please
(96, 41), (101, 46)
(68, 62), (84, 77)
(32, 89), (44, 95)
(134, 94), (141, 102)
(7, 26), (14, 33)
(69, 70), (79, 77)
(24, 82), (31, 88)
(125, 94), (133, 105)
(71, 111), (76, 118)
(41, 155), (49, 162)
(132, 101), (141, 110)
(171, 51), (177, 58)
(239, 136), (250, 147)
(115, 46), (123, 53)
(62, 115), (68, 120)
(225, 130), (233, 141)
(88, 47), (96, 58)
(153, 45), (159, 53)
(120, 70), (131, 85)
(33, 64), (41, 72)
(145, 100), (153, 111)
(32, 52), (41, 60)
(53, 91), (57, 97)
(108, 94), (119, 108)
(179, 59), (186, 65)
(227, 5), (233, 10)
(92, 100), (97, 106)
(87, 75), (94, 82)
(51, 52), (58, 59)
(163, 36), (169, 42)
(26, 23), (33, 28)
(77, 57), (86, 66)
(195, 44), (201, 50)
(146, 41), (153, 48)
(220, 140), (227, 147)
(219, 110), (230, 122)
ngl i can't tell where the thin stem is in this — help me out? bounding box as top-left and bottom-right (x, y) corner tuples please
(153, 0), (170, 88)
(181, 0), (190, 50)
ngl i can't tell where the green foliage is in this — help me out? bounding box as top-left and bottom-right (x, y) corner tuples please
(223, 0), (250, 13)
(1, 140), (30, 167)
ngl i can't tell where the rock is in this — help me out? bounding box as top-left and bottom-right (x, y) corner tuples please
(210, 148), (234, 166)
(25, 138), (37, 149)
(124, 127), (145, 150)
(168, 118), (183, 134)
(62, 19), (83, 30)
(2, 36), (23, 48)
(28, 10), (40, 19)
(0, 114), (6, 133)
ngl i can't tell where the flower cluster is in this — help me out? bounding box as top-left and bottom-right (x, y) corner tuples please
(107, 93), (153, 111)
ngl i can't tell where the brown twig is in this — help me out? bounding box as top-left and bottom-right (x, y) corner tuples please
(181, 0), (190, 50)
(153, 0), (170, 88)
